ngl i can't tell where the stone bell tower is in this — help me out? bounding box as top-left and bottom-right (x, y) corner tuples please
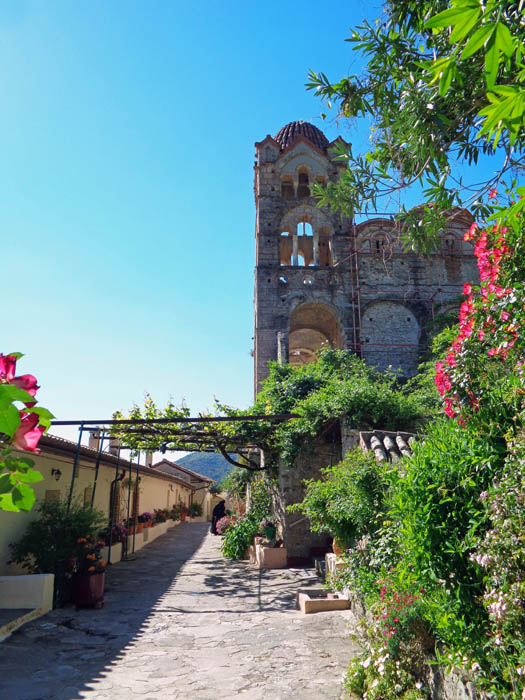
(253, 121), (354, 396)
(253, 120), (478, 399)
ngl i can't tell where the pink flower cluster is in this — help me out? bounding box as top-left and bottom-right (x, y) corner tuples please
(0, 353), (45, 453)
(434, 220), (521, 422)
(375, 577), (421, 639)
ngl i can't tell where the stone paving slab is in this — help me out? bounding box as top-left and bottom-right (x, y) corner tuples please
(0, 522), (359, 699)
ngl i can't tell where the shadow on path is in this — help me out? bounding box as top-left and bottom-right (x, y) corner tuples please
(0, 522), (209, 700)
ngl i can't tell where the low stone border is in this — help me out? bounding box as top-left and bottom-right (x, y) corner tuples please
(0, 574), (54, 641)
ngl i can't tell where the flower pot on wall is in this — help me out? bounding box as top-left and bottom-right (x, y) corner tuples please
(72, 572), (105, 608)
(332, 539), (345, 557)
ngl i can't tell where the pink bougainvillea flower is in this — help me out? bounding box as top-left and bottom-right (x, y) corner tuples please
(0, 354), (17, 382)
(13, 412), (45, 453)
(11, 374), (40, 398)
(489, 188), (498, 199)
(463, 283), (472, 296)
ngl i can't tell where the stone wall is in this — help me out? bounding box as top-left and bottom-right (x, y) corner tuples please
(276, 432), (341, 560)
(253, 123), (479, 394)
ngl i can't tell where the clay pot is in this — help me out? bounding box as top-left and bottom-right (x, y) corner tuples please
(332, 539), (345, 557)
(73, 572), (105, 607)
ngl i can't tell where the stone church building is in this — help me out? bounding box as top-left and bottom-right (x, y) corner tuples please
(253, 121), (479, 560)
(253, 120), (477, 394)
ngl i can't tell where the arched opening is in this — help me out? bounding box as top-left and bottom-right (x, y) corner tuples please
(280, 175), (294, 200)
(289, 303), (343, 367)
(297, 167), (310, 199)
(297, 221), (314, 266)
(280, 232), (292, 265)
(371, 235), (386, 254)
(318, 227), (333, 266)
(361, 302), (420, 376)
(443, 235), (457, 254)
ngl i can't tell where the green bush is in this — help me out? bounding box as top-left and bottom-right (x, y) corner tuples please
(9, 498), (106, 574)
(221, 515), (259, 560)
(188, 502), (203, 517)
(247, 473), (274, 522)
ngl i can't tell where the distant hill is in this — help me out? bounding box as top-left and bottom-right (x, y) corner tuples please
(177, 452), (234, 483)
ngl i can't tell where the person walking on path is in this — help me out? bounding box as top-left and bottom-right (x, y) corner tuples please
(210, 499), (226, 534)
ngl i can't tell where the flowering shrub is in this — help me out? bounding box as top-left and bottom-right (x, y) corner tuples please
(74, 535), (107, 576)
(216, 515), (233, 535)
(467, 432), (525, 696)
(435, 202), (525, 427)
(138, 511), (153, 523)
(99, 522), (127, 545)
(153, 508), (169, 523)
(346, 578), (430, 699)
(0, 352), (53, 511)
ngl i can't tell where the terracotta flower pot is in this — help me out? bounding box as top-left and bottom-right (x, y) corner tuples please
(73, 572), (105, 608)
(136, 522), (143, 533)
(332, 538), (345, 557)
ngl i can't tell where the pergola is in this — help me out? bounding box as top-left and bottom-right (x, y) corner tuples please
(50, 413), (298, 563)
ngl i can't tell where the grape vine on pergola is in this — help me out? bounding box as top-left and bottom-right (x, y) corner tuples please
(50, 413), (298, 563)
(52, 412), (298, 477)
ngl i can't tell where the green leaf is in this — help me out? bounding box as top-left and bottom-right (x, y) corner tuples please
(0, 493), (18, 512)
(26, 406), (55, 429)
(449, 9), (480, 44)
(0, 384), (35, 408)
(0, 403), (21, 438)
(439, 61), (455, 97)
(11, 483), (36, 511)
(495, 22), (515, 58)
(424, 7), (471, 30)
(15, 468), (43, 484)
(461, 23), (496, 60)
(0, 473), (12, 494)
(485, 34), (499, 89)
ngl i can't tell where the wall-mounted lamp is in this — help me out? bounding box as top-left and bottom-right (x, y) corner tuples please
(51, 468), (62, 482)
(169, 484), (174, 491)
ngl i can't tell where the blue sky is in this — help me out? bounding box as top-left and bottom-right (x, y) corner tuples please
(2, 1), (497, 449)
(2, 0), (385, 444)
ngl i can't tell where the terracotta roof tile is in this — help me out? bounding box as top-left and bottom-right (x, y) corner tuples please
(359, 430), (416, 463)
(274, 121), (329, 153)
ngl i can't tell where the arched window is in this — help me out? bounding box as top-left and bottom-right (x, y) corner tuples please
(371, 235), (386, 254)
(297, 221), (314, 266)
(280, 232), (292, 265)
(443, 235), (456, 254)
(280, 175), (294, 200)
(297, 168), (310, 198)
(318, 227), (333, 266)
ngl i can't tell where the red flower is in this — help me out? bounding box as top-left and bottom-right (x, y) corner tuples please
(463, 283), (472, 296)
(489, 188), (498, 199)
(11, 374), (40, 398)
(13, 413), (45, 453)
(0, 354), (17, 382)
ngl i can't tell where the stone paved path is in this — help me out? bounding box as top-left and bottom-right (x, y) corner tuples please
(0, 522), (360, 700)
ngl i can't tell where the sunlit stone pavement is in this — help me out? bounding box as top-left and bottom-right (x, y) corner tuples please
(0, 522), (359, 699)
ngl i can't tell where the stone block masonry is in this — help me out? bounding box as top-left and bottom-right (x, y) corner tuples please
(253, 120), (478, 393)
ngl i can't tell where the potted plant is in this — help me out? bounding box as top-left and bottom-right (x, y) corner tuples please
(153, 508), (168, 524)
(260, 518), (277, 542)
(179, 505), (187, 522)
(72, 535), (107, 608)
(99, 522), (128, 545)
(125, 517), (142, 535)
(139, 512), (153, 528)
(170, 505), (181, 521)
(188, 502), (203, 518)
